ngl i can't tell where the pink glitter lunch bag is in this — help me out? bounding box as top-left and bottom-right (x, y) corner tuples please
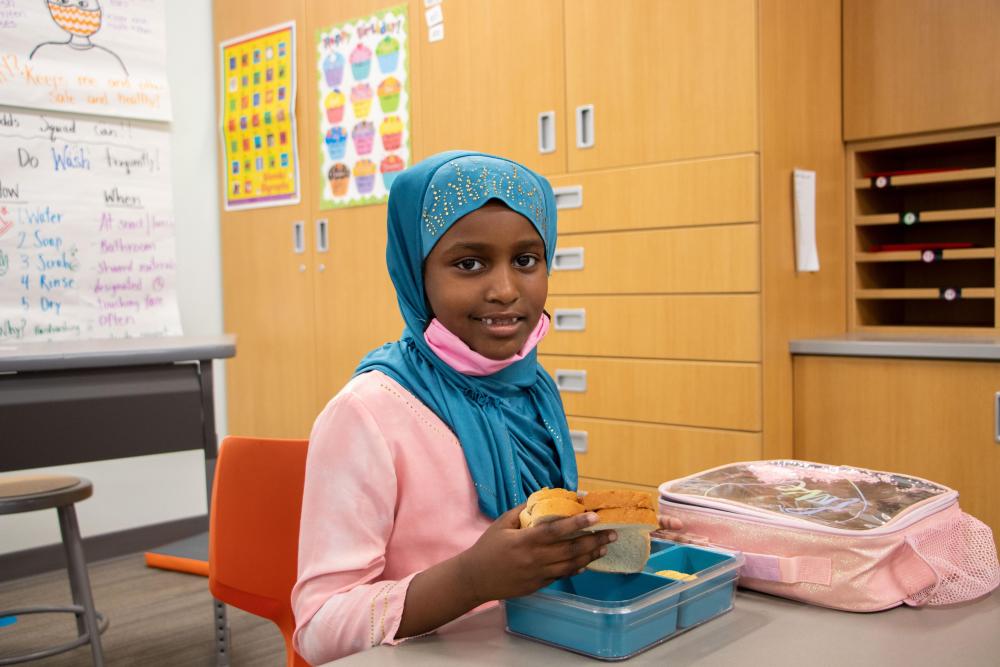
(658, 460), (999, 612)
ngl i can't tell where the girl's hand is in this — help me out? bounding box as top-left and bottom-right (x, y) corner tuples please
(660, 515), (683, 531)
(455, 503), (617, 605)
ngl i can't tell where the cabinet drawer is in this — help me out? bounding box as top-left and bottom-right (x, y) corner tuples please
(549, 155), (758, 234)
(569, 417), (761, 488)
(549, 225), (759, 294)
(539, 355), (760, 431)
(542, 294), (760, 362)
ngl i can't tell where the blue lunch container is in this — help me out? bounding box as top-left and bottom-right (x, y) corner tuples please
(504, 539), (743, 660)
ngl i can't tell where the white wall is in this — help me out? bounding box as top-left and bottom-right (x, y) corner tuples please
(0, 0), (225, 556)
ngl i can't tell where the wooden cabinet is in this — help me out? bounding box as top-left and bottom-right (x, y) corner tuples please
(539, 0), (845, 496)
(794, 354), (1000, 538)
(214, 0), (320, 437)
(418, 0), (566, 175)
(844, 0), (1000, 141)
(216, 0), (846, 471)
(563, 0), (758, 171)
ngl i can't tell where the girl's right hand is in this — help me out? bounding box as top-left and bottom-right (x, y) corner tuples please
(455, 503), (617, 606)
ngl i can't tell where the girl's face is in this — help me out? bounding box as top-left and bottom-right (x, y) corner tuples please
(424, 201), (548, 360)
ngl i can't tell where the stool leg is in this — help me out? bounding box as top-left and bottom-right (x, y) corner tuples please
(58, 504), (105, 667)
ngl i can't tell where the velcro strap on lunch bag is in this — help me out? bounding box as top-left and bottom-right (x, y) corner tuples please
(740, 552), (832, 586)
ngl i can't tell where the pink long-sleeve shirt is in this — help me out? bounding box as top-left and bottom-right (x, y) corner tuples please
(291, 370), (494, 664)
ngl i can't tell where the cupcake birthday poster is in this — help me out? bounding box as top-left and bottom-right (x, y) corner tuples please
(317, 5), (409, 209)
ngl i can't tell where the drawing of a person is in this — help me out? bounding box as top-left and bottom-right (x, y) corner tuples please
(30, 0), (129, 76)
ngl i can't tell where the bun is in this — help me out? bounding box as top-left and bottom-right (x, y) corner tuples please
(581, 488), (659, 574)
(582, 489), (657, 513)
(520, 487), (584, 528)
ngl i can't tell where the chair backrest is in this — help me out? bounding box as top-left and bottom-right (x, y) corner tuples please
(209, 436), (310, 667)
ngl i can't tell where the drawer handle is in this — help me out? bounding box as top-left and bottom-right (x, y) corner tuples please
(316, 218), (329, 252)
(553, 308), (585, 331)
(552, 247), (584, 271)
(569, 430), (588, 454)
(995, 392), (1000, 443)
(292, 221), (305, 254)
(575, 104), (594, 149)
(553, 185), (583, 210)
(537, 111), (555, 154)
(555, 369), (587, 393)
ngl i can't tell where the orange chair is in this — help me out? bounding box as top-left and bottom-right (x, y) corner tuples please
(209, 436), (311, 667)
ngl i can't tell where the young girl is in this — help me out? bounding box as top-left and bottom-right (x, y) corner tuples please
(291, 151), (677, 663)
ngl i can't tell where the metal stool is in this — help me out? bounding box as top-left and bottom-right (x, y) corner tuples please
(0, 475), (107, 666)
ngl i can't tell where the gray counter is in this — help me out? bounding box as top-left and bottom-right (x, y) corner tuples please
(0, 334), (235, 372)
(790, 333), (1000, 360)
(329, 589), (1000, 666)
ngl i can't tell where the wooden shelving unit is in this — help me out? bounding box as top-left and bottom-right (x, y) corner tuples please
(848, 129), (1000, 332)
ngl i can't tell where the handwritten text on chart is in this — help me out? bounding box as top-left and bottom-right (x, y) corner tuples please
(0, 108), (181, 340)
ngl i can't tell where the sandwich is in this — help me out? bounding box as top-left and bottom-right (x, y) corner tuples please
(519, 487), (584, 528)
(580, 489), (659, 573)
(519, 487), (659, 574)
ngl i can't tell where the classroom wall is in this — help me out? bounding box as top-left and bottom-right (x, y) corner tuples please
(0, 0), (226, 556)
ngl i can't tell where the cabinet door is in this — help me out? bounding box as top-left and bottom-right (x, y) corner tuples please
(418, 0), (567, 174)
(215, 0), (319, 438)
(312, 206), (403, 410)
(844, 0), (1000, 140)
(308, 1), (409, 410)
(794, 355), (1000, 539)
(564, 0), (758, 171)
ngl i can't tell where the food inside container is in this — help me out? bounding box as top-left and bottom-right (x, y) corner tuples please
(504, 539), (743, 660)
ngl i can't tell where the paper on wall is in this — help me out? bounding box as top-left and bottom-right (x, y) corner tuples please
(0, 108), (181, 341)
(793, 168), (819, 272)
(0, 0), (171, 121)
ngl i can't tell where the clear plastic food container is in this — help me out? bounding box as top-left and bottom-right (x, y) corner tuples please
(504, 539), (744, 660)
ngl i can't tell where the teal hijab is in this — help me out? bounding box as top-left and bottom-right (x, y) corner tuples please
(355, 151), (577, 519)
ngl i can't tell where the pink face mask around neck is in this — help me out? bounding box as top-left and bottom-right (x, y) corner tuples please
(424, 313), (550, 376)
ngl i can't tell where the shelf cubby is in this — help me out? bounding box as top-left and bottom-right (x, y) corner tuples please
(849, 130), (1000, 332)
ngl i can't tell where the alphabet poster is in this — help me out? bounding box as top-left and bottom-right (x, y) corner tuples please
(219, 21), (300, 210)
(317, 5), (410, 209)
(0, 0), (171, 121)
(0, 108), (182, 341)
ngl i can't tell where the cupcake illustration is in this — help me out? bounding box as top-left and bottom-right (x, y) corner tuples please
(322, 51), (345, 87)
(349, 43), (372, 80)
(351, 121), (375, 155)
(350, 83), (373, 118)
(354, 159), (377, 195)
(375, 35), (400, 73)
(380, 155), (405, 190)
(379, 115), (403, 151)
(324, 89), (345, 123)
(377, 76), (401, 113)
(329, 162), (350, 197)
(324, 126), (348, 160)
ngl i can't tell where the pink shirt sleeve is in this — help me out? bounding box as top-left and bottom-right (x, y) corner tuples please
(292, 372), (495, 663)
(291, 389), (417, 663)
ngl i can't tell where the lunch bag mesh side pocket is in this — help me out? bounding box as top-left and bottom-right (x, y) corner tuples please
(905, 512), (1000, 606)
